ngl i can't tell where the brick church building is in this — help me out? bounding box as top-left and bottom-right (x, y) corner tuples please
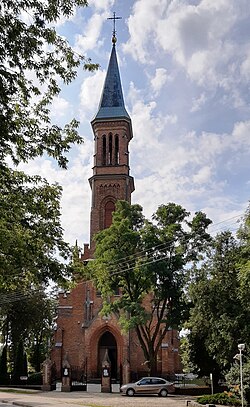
(51, 31), (181, 384)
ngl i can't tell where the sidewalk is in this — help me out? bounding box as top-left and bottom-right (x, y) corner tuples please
(0, 387), (194, 407)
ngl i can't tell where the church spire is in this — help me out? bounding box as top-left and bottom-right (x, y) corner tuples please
(92, 14), (131, 123)
(89, 17), (134, 244)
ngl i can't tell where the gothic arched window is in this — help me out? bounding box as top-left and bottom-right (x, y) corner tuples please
(102, 135), (106, 165)
(114, 135), (119, 164)
(104, 201), (115, 229)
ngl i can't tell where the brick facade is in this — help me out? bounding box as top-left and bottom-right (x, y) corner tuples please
(51, 40), (182, 384)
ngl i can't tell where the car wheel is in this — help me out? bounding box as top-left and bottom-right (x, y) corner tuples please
(126, 388), (135, 396)
(159, 389), (168, 397)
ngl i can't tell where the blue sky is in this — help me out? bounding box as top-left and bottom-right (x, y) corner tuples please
(21, 0), (250, 246)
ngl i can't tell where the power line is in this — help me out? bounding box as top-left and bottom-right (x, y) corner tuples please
(94, 215), (243, 275)
(0, 212), (244, 304)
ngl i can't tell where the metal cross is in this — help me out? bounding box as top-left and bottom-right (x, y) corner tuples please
(107, 12), (122, 37)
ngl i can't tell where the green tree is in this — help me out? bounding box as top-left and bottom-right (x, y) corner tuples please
(186, 231), (250, 382)
(0, 0), (98, 168)
(0, 289), (56, 376)
(226, 356), (250, 404)
(90, 200), (211, 375)
(179, 336), (197, 374)
(237, 205), (250, 314)
(12, 340), (27, 384)
(27, 293), (56, 372)
(0, 168), (72, 290)
(0, 0), (98, 289)
(0, 345), (9, 384)
(0, 0), (98, 375)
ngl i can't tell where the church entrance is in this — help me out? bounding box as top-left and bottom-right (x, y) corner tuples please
(98, 331), (117, 379)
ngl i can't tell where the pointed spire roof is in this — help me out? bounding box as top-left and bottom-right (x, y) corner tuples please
(92, 40), (130, 122)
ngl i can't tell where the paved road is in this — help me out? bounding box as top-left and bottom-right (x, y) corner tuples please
(0, 389), (195, 407)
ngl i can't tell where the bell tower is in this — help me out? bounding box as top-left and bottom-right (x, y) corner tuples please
(88, 31), (134, 250)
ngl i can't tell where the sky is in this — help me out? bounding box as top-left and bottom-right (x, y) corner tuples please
(20, 0), (250, 247)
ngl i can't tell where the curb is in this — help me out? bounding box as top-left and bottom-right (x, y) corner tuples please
(1, 401), (31, 407)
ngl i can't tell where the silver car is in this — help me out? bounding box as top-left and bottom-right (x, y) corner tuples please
(120, 376), (175, 397)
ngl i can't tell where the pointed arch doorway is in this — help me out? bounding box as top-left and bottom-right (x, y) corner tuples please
(98, 331), (117, 379)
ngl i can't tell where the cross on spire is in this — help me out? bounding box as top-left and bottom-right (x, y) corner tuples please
(107, 12), (122, 43)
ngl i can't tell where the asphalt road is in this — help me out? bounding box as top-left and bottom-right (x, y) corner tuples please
(0, 389), (195, 407)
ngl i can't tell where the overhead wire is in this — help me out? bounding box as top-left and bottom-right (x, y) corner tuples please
(0, 212), (245, 303)
(95, 214), (243, 275)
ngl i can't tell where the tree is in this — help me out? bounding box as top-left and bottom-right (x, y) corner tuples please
(12, 340), (27, 384)
(0, 345), (9, 384)
(186, 230), (250, 382)
(237, 205), (250, 314)
(0, 288), (56, 376)
(0, 1), (99, 288)
(0, 0), (98, 375)
(179, 336), (197, 374)
(226, 356), (250, 404)
(0, 168), (72, 290)
(0, 0), (98, 168)
(90, 200), (212, 375)
(27, 293), (56, 372)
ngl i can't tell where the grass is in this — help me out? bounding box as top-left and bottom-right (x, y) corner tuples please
(0, 388), (38, 394)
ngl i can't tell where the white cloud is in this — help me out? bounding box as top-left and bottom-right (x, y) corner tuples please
(192, 166), (212, 184)
(232, 120), (250, 149)
(123, 0), (164, 63)
(74, 13), (106, 54)
(89, 0), (115, 12)
(240, 53), (250, 82)
(124, 0), (250, 97)
(150, 68), (168, 95)
(79, 70), (106, 119)
(51, 97), (70, 118)
(190, 93), (207, 112)
(17, 140), (94, 246)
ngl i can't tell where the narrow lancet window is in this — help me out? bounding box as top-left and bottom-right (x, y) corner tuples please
(102, 135), (106, 165)
(108, 133), (112, 165)
(115, 135), (119, 164)
(104, 201), (115, 228)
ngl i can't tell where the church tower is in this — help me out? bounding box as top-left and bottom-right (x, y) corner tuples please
(88, 33), (134, 251)
(51, 24), (181, 386)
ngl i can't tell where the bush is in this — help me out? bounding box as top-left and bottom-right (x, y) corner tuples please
(197, 392), (241, 406)
(225, 357), (250, 405)
(27, 372), (43, 385)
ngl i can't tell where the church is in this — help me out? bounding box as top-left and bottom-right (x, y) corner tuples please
(51, 27), (181, 386)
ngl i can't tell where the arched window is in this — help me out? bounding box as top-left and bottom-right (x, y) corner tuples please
(104, 201), (115, 229)
(102, 135), (106, 165)
(114, 135), (119, 164)
(108, 133), (112, 165)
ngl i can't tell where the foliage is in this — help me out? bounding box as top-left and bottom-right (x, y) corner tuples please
(225, 357), (250, 404)
(0, 0), (98, 296)
(90, 200), (212, 374)
(0, 168), (72, 290)
(12, 341), (28, 384)
(237, 205), (250, 314)
(197, 392), (241, 406)
(27, 372), (43, 385)
(0, 0), (98, 375)
(0, 0), (98, 168)
(0, 345), (9, 384)
(0, 289), (56, 375)
(185, 230), (250, 381)
(179, 336), (198, 374)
